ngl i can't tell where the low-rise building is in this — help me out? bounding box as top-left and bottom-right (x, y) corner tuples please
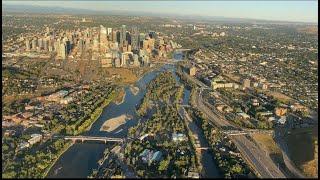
(140, 149), (153, 163)
(237, 112), (250, 119)
(60, 97), (73, 104)
(172, 133), (187, 142)
(18, 142), (30, 150)
(139, 134), (150, 141)
(151, 151), (163, 162)
(28, 134), (42, 145)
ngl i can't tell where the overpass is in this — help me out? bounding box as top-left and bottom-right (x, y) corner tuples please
(53, 135), (123, 143)
(174, 48), (191, 52)
(221, 129), (274, 136)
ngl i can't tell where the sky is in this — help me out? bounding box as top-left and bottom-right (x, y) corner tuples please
(3, 1), (318, 23)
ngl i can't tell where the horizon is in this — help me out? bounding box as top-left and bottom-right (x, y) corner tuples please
(3, 0), (318, 23)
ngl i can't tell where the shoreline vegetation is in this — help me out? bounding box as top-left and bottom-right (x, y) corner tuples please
(44, 90), (118, 177)
(43, 66), (160, 178)
(43, 141), (73, 178)
(100, 114), (132, 132)
(75, 90), (117, 135)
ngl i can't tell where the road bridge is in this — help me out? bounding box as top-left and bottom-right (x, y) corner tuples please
(174, 48), (191, 52)
(53, 135), (123, 143)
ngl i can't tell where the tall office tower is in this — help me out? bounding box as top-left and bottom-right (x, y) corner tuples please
(93, 36), (99, 50)
(114, 58), (121, 68)
(38, 38), (44, 50)
(46, 27), (50, 34)
(85, 28), (91, 38)
(112, 30), (117, 43)
(43, 39), (48, 51)
(149, 31), (157, 39)
(65, 40), (72, 55)
(148, 38), (155, 50)
(100, 25), (108, 44)
(116, 31), (121, 44)
(143, 39), (149, 50)
(107, 28), (112, 35)
(120, 25), (126, 47)
(31, 39), (37, 50)
(133, 54), (140, 67)
(48, 45), (53, 52)
(54, 41), (59, 52)
(78, 39), (85, 53)
(131, 26), (139, 51)
(85, 38), (91, 50)
(59, 42), (67, 59)
(127, 45), (132, 52)
(138, 33), (145, 49)
(25, 39), (31, 51)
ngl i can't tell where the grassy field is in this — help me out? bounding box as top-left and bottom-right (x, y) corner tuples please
(104, 68), (138, 84)
(301, 158), (318, 177)
(252, 134), (283, 163)
(285, 127), (318, 177)
(265, 91), (293, 103)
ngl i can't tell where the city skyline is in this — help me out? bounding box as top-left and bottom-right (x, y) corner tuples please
(3, 0), (318, 23)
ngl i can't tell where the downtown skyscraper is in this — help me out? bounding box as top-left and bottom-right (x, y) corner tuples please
(131, 26), (139, 51)
(120, 25), (126, 47)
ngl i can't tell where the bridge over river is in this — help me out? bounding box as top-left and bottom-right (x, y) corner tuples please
(52, 135), (124, 143)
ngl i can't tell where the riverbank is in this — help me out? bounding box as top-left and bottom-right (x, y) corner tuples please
(44, 65), (173, 178)
(43, 141), (73, 178)
(100, 114), (132, 132)
(78, 90), (118, 134)
(45, 91), (118, 177)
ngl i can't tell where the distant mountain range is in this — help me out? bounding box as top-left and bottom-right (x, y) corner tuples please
(2, 4), (317, 25)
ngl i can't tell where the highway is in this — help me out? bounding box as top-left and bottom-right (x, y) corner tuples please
(183, 72), (286, 178)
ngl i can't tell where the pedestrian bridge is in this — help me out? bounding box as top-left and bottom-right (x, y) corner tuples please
(53, 135), (124, 143)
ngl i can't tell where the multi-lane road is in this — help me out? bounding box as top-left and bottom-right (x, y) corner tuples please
(183, 71), (286, 178)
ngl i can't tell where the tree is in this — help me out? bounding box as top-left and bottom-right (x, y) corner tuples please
(158, 158), (170, 172)
(230, 163), (243, 174)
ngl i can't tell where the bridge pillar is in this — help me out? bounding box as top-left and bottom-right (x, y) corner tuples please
(82, 138), (84, 143)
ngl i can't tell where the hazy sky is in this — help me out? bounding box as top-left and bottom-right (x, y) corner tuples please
(3, 1), (318, 23)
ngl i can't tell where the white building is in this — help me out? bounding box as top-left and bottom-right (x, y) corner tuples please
(28, 134), (42, 145)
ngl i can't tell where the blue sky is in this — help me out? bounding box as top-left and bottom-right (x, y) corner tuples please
(3, 1), (318, 23)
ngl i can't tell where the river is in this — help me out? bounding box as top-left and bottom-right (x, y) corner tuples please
(47, 59), (220, 177)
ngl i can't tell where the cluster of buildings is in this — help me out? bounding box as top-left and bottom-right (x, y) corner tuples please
(172, 133), (187, 142)
(24, 24), (178, 68)
(2, 85), (95, 129)
(18, 134), (43, 150)
(139, 149), (163, 165)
